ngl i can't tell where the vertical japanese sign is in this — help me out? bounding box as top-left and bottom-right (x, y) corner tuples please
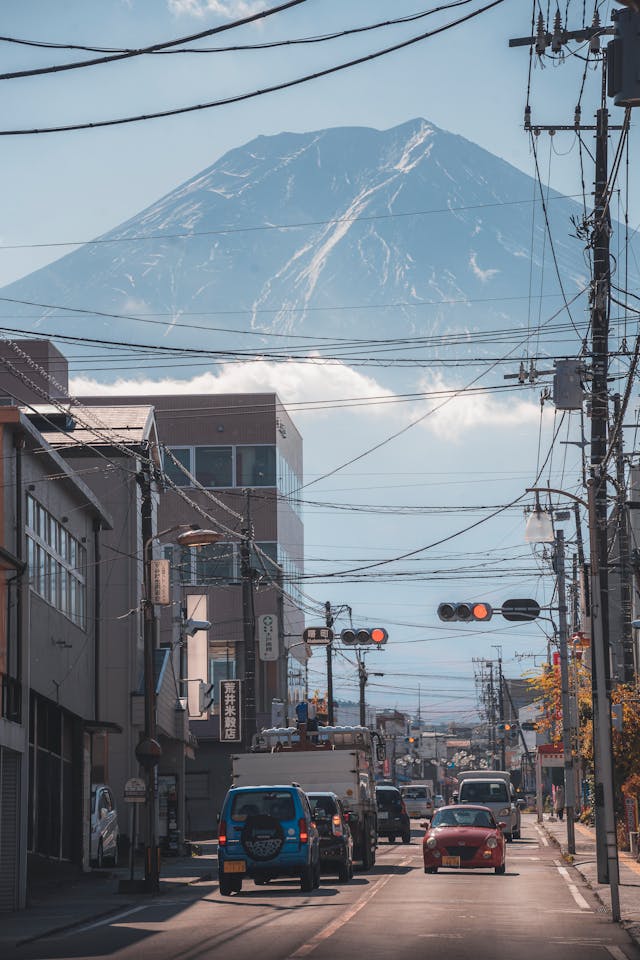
(150, 559), (171, 605)
(258, 614), (278, 661)
(220, 679), (242, 743)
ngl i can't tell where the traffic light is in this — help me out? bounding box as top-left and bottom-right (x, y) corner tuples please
(437, 602), (493, 622)
(608, 8), (640, 108)
(340, 627), (388, 645)
(198, 681), (214, 714)
(497, 721), (518, 739)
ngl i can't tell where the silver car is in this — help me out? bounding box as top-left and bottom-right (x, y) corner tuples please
(90, 784), (119, 868)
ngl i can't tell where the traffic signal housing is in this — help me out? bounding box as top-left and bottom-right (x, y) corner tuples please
(340, 627), (388, 646)
(437, 602), (493, 622)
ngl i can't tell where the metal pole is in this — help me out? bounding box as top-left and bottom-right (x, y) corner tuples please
(241, 489), (256, 750)
(496, 656), (506, 770)
(613, 394), (635, 682)
(358, 656), (367, 726)
(556, 529), (576, 854)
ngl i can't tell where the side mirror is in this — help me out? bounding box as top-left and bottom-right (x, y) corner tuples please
(419, 821), (429, 830)
(216, 812), (220, 824)
(498, 821), (507, 830)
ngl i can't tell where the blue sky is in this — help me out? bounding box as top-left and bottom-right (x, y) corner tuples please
(0, 1), (632, 720)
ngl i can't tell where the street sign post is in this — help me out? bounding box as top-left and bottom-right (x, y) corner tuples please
(501, 598), (541, 622)
(302, 626), (334, 645)
(123, 777), (147, 804)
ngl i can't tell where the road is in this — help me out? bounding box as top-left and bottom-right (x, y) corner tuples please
(11, 816), (640, 960)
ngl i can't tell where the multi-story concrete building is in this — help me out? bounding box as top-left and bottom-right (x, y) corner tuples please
(0, 403), (111, 910)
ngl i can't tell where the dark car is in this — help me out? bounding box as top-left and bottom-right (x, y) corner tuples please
(375, 785), (411, 844)
(422, 804), (506, 874)
(217, 785), (320, 895)
(307, 791), (354, 883)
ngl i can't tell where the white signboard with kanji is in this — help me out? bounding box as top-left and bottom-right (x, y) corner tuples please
(258, 614), (279, 661)
(150, 559), (171, 605)
(220, 679), (242, 743)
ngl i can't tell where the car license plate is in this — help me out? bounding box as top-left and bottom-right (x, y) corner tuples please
(442, 856), (460, 868)
(378, 812), (388, 820)
(223, 861), (246, 874)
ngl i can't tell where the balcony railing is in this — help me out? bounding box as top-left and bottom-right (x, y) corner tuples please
(1, 672), (22, 723)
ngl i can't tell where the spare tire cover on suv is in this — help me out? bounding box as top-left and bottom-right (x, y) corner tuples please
(241, 815), (285, 861)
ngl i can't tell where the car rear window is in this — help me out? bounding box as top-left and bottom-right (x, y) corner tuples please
(308, 795), (338, 818)
(460, 781), (509, 803)
(376, 789), (402, 809)
(230, 790), (296, 821)
(402, 787), (426, 799)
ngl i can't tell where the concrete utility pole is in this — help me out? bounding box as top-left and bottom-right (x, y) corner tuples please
(324, 601), (335, 725)
(509, 15), (623, 921)
(240, 490), (256, 750)
(555, 529), (577, 854)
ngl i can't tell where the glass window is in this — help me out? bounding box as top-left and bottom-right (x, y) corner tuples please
(230, 790), (295, 822)
(164, 447), (192, 487)
(195, 447), (232, 488)
(236, 445), (276, 487)
(195, 542), (235, 583)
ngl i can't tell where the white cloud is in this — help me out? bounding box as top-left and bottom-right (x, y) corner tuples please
(167, 0), (263, 17)
(70, 358), (395, 419)
(469, 252), (499, 283)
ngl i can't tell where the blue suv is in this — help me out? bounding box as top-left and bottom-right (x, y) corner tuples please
(218, 785), (320, 894)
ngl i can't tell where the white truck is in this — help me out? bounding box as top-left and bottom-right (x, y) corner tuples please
(454, 770), (521, 840)
(231, 725), (382, 869)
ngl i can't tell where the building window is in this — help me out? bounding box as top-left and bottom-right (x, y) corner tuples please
(164, 448), (192, 487)
(194, 542), (236, 584)
(195, 447), (233, 488)
(26, 495), (86, 628)
(236, 445), (276, 487)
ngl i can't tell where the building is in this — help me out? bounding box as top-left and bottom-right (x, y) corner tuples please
(0, 402), (111, 910)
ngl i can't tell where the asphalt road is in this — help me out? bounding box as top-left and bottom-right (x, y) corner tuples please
(10, 816), (640, 960)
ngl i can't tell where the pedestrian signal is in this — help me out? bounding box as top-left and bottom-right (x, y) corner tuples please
(437, 602), (493, 622)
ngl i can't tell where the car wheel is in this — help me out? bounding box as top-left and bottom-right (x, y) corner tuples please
(254, 878), (270, 886)
(505, 833), (513, 843)
(388, 834), (396, 844)
(300, 864), (315, 893)
(425, 867), (438, 874)
(313, 862), (321, 889)
(495, 863), (506, 875)
(402, 832), (411, 845)
(361, 838), (374, 871)
(96, 840), (104, 869)
(513, 830), (521, 840)
(337, 862), (351, 883)
(219, 876), (234, 896)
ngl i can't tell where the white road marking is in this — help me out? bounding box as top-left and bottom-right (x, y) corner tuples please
(605, 947), (628, 960)
(56, 905), (147, 937)
(553, 859), (590, 910)
(535, 825), (550, 846)
(287, 856), (411, 959)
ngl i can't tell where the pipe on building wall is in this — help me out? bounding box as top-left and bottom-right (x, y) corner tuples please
(93, 519), (102, 722)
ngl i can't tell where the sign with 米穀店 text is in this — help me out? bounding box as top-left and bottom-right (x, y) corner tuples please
(220, 679), (242, 743)
(150, 559), (171, 605)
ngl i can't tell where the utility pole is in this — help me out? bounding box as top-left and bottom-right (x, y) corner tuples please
(324, 601), (335, 725)
(357, 652), (382, 727)
(555, 529), (577, 854)
(493, 648), (506, 770)
(509, 14), (622, 920)
(240, 490), (256, 750)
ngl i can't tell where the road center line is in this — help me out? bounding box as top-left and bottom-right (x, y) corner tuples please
(287, 860), (410, 959)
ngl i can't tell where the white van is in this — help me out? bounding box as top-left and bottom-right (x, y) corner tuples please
(400, 783), (434, 819)
(454, 771), (520, 841)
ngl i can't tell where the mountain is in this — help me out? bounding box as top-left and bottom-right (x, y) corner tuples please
(0, 119), (607, 375)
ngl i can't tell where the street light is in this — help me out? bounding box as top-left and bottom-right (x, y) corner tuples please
(138, 522), (222, 893)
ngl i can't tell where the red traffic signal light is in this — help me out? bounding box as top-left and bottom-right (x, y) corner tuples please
(340, 627), (388, 646)
(437, 602), (493, 622)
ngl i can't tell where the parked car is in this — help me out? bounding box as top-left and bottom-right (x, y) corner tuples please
(400, 784), (434, 819)
(422, 804), (506, 875)
(375, 785), (411, 844)
(90, 784), (119, 868)
(307, 791), (353, 883)
(217, 785), (320, 894)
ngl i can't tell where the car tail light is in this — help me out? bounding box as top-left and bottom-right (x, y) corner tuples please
(401, 801), (408, 816)
(299, 818), (309, 844)
(331, 815), (344, 838)
(218, 819), (227, 847)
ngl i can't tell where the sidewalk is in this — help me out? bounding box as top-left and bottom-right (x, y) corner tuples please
(0, 841), (219, 951)
(540, 812), (640, 945)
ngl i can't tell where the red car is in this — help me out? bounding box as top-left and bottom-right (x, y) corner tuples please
(422, 804), (506, 875)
